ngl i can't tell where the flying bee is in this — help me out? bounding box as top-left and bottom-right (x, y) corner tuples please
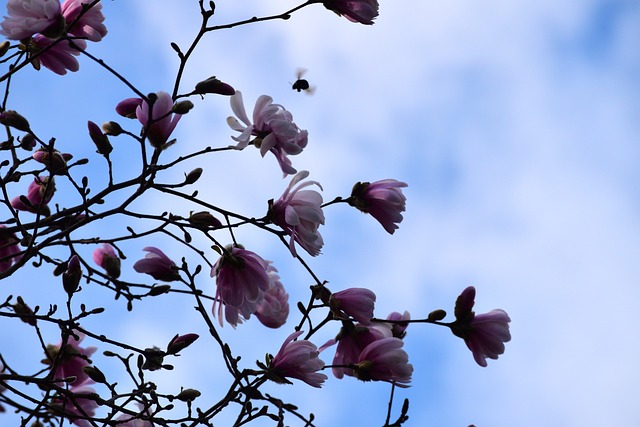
(291, 68), (316, 95)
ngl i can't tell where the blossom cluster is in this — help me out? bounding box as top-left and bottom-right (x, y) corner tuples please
(0, 0), (107, 75)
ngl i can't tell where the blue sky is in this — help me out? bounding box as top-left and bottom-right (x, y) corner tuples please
(2, 0), (640, 425)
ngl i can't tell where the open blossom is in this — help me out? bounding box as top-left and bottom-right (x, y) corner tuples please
(11, 175), (55, 214)
(44, 331), (97, 386)
(324, 322), (391, 379)
(330, 288), (376, 325)
(0, 0), (63, 40)
(322, 0), (379, 25)
(133, 247), (180, 282)
(31, 35), (86, 75)
(135, 91), (182, 148)
(210, 245), (270, 327)
(227, 91), (308, 176)
(0, 225), (21, 273)
(61, 0), (107, 42)
(114, 403), (154, 427)
(92, 243), (120, 279)
(386, 310), (411, 339)
(255, 264), (289, 328)
(270, 171), (324, 257)
(268, 331), (327, 388)
(349, 179), (408, 234)
(354, 337), (413, 387)
(451, 286), (511, 367)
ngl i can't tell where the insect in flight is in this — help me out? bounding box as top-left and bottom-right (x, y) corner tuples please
(291, 68), (316, 95)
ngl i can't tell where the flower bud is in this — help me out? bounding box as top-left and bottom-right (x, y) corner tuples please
(82, 365), (106, 384)
(62, 255), (82, 294)
(102, 121), (123, 136)
(0, 41), (9, 58)
(194, 77), (235, 96)
(176, 388), (201, 402)
(427, 309), (447, 322)
(141, 347), (165, 371)
(172, 100), (194, 115)
(13, 296), (36, 326)
(166, 333), (199, 355)
(88, 121), (112, 155)
(32, 149), (72, 175)
(0, 110), (30, 132)
(184, 167), (203, 184)
(20, 133), (36, 151)
(188, 211), (222, 229)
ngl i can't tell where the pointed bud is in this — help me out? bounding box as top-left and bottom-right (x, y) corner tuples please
(102, 121), (123, 136)
(13, 296), (36, 326)
(176, 388), (201, 402)
(427, 309), (447, 322)
(0, 110), (30, 132)
(194, 77), (235, 96)
(20, 133), (36, 151)
(166, 333), (199, 355)
(88, 121), (112, 155)
(172, 100), (194, 115)
(184, 168), (203, 184)
(188, 211), (222, 229)
(82, 365), (107, 384)
(62, 255), (82, 294)
(0, 41), (9, 58)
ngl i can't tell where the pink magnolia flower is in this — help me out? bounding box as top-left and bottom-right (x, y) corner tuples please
(0, 225), (21, 273)
(31, 35), (86, 75)
(210, 245), (270, 327)
(61, 0), (107, 42)
(133, 247), (180, 282)
(255, 264), (289, 329)
(115, 97), (143, 118)
(166, 333), (199, 355)
(270, 171), (324, 257)
(92, 243), (120, 279)
(322, 0), (379, 25)
(0, 0), (63, 40)
(52, 385), (99, 427)
(268, 331), (327, 388)
(451, 286), (511, 367)
(227, 91), (308, 176)
(114, 404), (154, 427)
(325, 322), (391, 379)
(329, 288), (376, 325)
(136, 91), (182, 148)
(45, 331), (97, 386)
(11, 175), (55, 214)
(349, 179), (408, 234)
(354, 337), (413, 387)
(386, 310), (411, 339)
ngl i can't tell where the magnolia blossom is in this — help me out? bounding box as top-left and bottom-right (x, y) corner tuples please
(133, 247), (180, 282)
(322, 0), (379, 25)
(31, 34), (86, 75)
(324, 322), (391, 379)
(0, 225), (21, 273)
(61, 0), (107, 42)
(451, 286), (511, 367)
(255, 264), (289, 328)
(115, 97), (143, 118)
(349, 179), (408, 234)
(53, 385), (99, 427)
(210, 245), (270, 327)
(11, 175), (55, 214)
(386, 310), (411, 339)
(270, 171), (324, 257)
(268, 331), (327, 388)
(354, 337), (413, 386)
(227, 91), (308, 175)
(45, 331), (97, 386)
(329, 288), (376, 325)
(114, 404), (154, 427)
(0, 0), (63, 40)
(135, 91), (182, 148)
(92, 243), (120, 279)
